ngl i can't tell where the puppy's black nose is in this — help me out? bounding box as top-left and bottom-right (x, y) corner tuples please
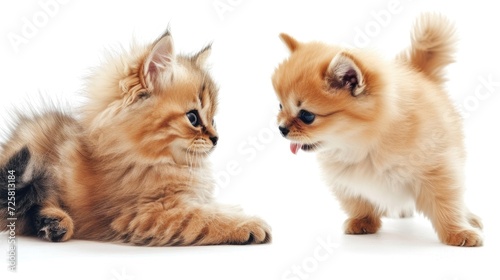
(210, 136), (219, 146)
(279, 126), (289, 137)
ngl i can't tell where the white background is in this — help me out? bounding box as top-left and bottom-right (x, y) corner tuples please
(1, 1), (499, 279)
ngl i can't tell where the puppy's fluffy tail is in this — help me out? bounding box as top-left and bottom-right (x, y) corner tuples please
(398, 13), (457, 84)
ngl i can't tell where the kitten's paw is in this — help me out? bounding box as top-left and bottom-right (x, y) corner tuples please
(344, 216), (381, 234)
(442, 229), (483, 247)
(36, 217), (68, 241)
(35, 209), (74, 242)
(230, 217), (272, 245)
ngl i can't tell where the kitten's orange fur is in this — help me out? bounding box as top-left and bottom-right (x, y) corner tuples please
(272, 13), (482, 246)
(0, 30), (271, 245)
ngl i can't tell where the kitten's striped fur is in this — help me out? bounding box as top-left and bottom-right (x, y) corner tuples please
(0, 30), (271, 245)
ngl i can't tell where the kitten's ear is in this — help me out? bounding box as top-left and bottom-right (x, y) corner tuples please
(143, 31), (175, 83)
(280, 33), (300, 52)
(326, 52), (366, 96)
(193, 44), (211, 66)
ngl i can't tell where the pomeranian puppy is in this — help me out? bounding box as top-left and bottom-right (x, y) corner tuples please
(272, 13), (482, 246)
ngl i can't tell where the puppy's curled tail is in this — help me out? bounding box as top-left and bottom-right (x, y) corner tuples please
(398, 13), (457, 84)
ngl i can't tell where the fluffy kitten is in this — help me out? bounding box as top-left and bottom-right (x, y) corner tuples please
(272, 13), (482, 246)
(0, 30), (271, 245)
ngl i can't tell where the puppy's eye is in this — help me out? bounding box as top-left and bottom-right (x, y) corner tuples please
(298, 110), (315, 124)
(186, 110), (200, 127)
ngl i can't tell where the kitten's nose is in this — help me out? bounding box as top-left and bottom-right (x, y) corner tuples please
(210, 136), (219, 146)
(279, 126), (289, 137)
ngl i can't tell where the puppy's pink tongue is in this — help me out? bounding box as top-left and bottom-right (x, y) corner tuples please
(290, 143), (302, 155)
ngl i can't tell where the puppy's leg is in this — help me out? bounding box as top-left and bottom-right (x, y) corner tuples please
(416, 167), (482, 247)
(467, 211), (483, 229)
(335, 191), (382, 234)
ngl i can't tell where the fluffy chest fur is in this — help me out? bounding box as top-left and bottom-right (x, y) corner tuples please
(317, 150), (416, 215)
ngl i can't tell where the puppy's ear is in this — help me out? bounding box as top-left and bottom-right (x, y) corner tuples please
(326, 52), (366, 96)
(279, 33), (300, 52)
(143, 30), (175, 85)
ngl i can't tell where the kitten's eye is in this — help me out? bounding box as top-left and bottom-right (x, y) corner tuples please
(212, 119), (215, 126)
(298, 110), (315, 125)
(279, 104), (283, 110)
(186, 110), (200, 127)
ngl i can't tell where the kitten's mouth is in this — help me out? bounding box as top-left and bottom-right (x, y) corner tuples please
(185, 147), (212, 156)
(290, 142), (319, 155)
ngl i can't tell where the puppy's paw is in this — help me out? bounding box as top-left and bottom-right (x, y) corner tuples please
(443, 229), (483, 247)
(229, 217), (272, 245)
(344, 216), (381, 234)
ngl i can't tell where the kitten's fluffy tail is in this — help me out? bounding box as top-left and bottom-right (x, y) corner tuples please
(398, 13), (457, 84)
(0, 147), (50, 219)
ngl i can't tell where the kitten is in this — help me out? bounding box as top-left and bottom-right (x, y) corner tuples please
(272, 13), (482, 246)
(0, 30), (271, 245)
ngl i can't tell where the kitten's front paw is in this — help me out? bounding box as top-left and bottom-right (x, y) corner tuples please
(443, 229), (483, 247)
(230, 217), (272, 245)
(344, 216), (381, 234)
